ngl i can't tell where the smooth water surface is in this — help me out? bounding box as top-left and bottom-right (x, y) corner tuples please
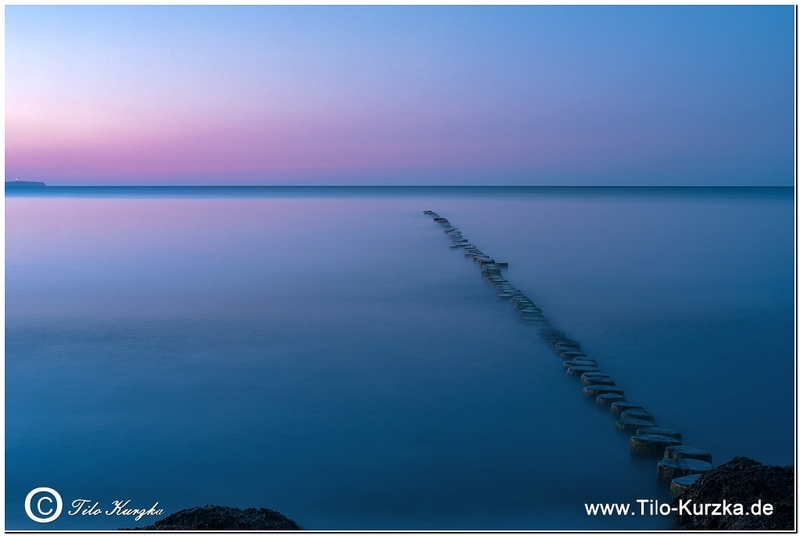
(6, 187), (794, 529)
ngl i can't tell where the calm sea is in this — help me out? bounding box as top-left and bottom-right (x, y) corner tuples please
(5, 186), (794, 530)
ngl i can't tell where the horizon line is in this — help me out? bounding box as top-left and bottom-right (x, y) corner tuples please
(3, 183), (794, 189)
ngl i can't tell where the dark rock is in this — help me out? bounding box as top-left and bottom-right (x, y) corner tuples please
(673, 456), (794, 530)
(134, 505), (300, 530)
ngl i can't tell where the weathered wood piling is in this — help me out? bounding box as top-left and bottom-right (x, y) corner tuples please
(424, 210), (714, 498)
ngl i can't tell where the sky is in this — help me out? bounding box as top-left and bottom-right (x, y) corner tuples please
(4, 5), (795, 186)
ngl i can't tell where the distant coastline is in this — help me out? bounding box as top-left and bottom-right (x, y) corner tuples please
(5, 180), (46, 188)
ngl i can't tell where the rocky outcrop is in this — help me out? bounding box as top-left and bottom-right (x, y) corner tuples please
(673, 456), (794, 530)
(134, 505), (300, 530)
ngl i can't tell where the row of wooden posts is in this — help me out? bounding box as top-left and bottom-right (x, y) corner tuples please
(424, 210), (713, 498)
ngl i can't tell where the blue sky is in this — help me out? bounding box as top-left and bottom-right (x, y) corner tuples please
(5, 5), (795, 185)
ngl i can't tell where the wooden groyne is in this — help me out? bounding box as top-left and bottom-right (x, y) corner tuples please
(424, 211), (713, 495)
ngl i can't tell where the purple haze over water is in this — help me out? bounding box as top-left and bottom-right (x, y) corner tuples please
(5, 187), (793, 529)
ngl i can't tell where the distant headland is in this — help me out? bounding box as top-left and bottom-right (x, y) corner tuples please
(6, 179), (46, 188)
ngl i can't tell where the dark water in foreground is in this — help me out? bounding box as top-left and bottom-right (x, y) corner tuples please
(5, 187), (794, 530)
